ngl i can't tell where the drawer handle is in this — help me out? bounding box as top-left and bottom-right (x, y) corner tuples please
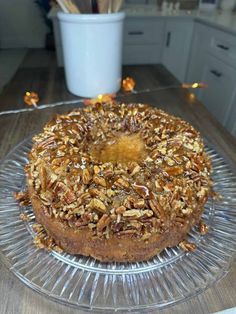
(210, 70), (222, 78)
(217, 44), (229, 51)
(128, 31), (144, 35)
(166, 31), (171, 47)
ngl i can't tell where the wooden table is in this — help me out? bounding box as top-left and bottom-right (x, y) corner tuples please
(0, 51), (235, 314)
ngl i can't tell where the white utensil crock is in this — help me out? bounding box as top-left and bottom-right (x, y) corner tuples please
(58, 12), (125, 98)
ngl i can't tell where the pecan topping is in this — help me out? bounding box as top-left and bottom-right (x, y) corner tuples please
(22, 102), (212, 241)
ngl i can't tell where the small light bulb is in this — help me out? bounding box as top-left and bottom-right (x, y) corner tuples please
(192, 83), (199, 89)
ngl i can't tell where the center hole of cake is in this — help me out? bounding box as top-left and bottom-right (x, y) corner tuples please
(91, 134), (146, 164)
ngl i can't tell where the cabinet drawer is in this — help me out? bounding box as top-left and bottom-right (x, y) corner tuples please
(199, 54), (236, 126)
(123, 44), (161, 64)
(194, 22), (236, 68)
(208, 28), (236, 68)
(124, 19), (164, 45)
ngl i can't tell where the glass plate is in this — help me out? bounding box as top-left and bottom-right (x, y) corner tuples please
(0, 137), (236, 312)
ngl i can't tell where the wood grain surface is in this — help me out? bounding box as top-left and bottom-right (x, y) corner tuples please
(0, 50), (235, 314)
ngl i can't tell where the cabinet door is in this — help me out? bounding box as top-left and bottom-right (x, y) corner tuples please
(187, 23), (210, 84)
(224, 90), (236, 137)
(161, 19), (194, 82)
(198, 54), (236, 127)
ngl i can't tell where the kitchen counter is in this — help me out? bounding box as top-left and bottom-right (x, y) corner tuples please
(0, 50), (236, 314)
(49, 6), (236, 36)
(124, 5), (236, 35)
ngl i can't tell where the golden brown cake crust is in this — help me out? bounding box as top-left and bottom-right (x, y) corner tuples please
(26, 102), (212, 262)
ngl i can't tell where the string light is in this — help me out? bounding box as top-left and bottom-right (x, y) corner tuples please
(189, 93), (196, 101)
(24, 91), (39, 108)
(122, 77), (136, 92)
(84, 93), (116, 106)
(0, 81), (209, 117)
(182, 82), (207, 89)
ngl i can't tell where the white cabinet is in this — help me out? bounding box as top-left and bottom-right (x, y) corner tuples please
(198, 55), (236, 127)
(224, 90), (236, 137)
(161, 19), (194, 82)
(123, 17), (164, 64)
(187, 22), (236, 136)
(187, 23), (210, 87)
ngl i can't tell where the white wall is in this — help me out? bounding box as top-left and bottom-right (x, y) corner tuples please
(0, 0), (49, 48)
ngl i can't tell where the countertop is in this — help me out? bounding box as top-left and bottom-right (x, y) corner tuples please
(0, 50), (236, 314)
(124, 5), (236, 35)
(48, 6), (236, 36)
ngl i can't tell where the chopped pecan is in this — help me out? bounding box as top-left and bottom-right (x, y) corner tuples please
(82, 169), (91, 184)
(165, 166), (184, 176)
(142, 210), (153, 217)
(133, 199), (145, 209)
(115, 206), (126, 214)
(93, 165), (100, 175)
(88, 198), (107, 213)
(179, 240), (196, 252)
(47, 173), (58, 188)
(182, 207), (192, 215)
(63, 189), (76, 204)
(199, 220), (209, 235)
(39, 165), (47, 192)
(103, 168), (114, 178)
(97, 214), (111, 232)
(19, 213), (30, 221)
(106, 189), (116, 197)
(114, 178), (130, 189)
(123, 209), (143, 218)
(14, 191), (29, 202)
(89, 188), (106, 201)
(132, 183), (149, 199)
(37, 136), (55, 149)
(149, 199), (165, 219)
(112, 222), (124, 232)
(123, 195), (136, 208)
(129, 163), (140, 176)
(93, 175), (107, 187)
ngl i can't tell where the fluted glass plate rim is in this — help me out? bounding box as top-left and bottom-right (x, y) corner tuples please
(0, 136), (236, 312)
